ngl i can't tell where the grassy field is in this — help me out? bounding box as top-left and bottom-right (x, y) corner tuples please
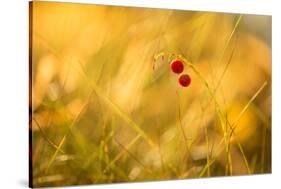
(30, 1), (272, 187)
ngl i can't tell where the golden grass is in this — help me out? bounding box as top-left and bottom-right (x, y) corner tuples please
(30, 1), (272, 187)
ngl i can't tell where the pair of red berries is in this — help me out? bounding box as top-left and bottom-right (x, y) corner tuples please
(170, 59), (191, 87)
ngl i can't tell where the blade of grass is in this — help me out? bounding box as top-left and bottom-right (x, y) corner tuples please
(114, 137), (153, 174)
(199, 137), (225, 177)
(237, 142), (251, 174)
(32, 117), (65, 154)
(227, 81), (268, 174)
(215, 15), (242, 71)
(231, 82), (268, 132)
(102, 134), (141, 174)
(176, 91), (190, 164)
(44, 89), (95, 173)
(214, 33), (238, 95)
(75, 59), (156, 148)
(204, 123), (211, 177)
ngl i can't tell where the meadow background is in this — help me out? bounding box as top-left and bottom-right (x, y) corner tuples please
(30, 1), (271, 187)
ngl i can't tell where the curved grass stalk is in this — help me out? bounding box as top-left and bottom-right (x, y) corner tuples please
(214, 15), (242, 72)
(181, 57), (234, 175)
(180, 56), (228, 134)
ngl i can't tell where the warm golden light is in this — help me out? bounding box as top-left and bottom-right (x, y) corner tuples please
(30, 1), (271, 187)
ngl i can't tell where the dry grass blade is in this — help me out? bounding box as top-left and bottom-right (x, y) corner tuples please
(237, 142), (251, 174)
(231, 82), (268, 131)
(114, 137), (153, 174)
(176, 92), (189, 155)
(76, 60), (156, 148)
(215, 15), (242, 70)
(44, 89), (95, 173)
(32, 117), (65, 154)
(228, 81), (268, 174)
(102, 134), (141, 173)
(199, 137), (225, 177)
(214, 33), (238, 94)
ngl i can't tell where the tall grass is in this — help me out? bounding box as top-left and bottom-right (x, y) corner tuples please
(30, 2), (272, 187)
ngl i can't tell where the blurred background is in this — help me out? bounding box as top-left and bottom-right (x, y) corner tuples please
(30, 1), (271, 187)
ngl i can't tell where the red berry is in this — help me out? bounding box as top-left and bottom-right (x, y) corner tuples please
(179, 74), (191, 87)
(170, 59), (184, 74)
